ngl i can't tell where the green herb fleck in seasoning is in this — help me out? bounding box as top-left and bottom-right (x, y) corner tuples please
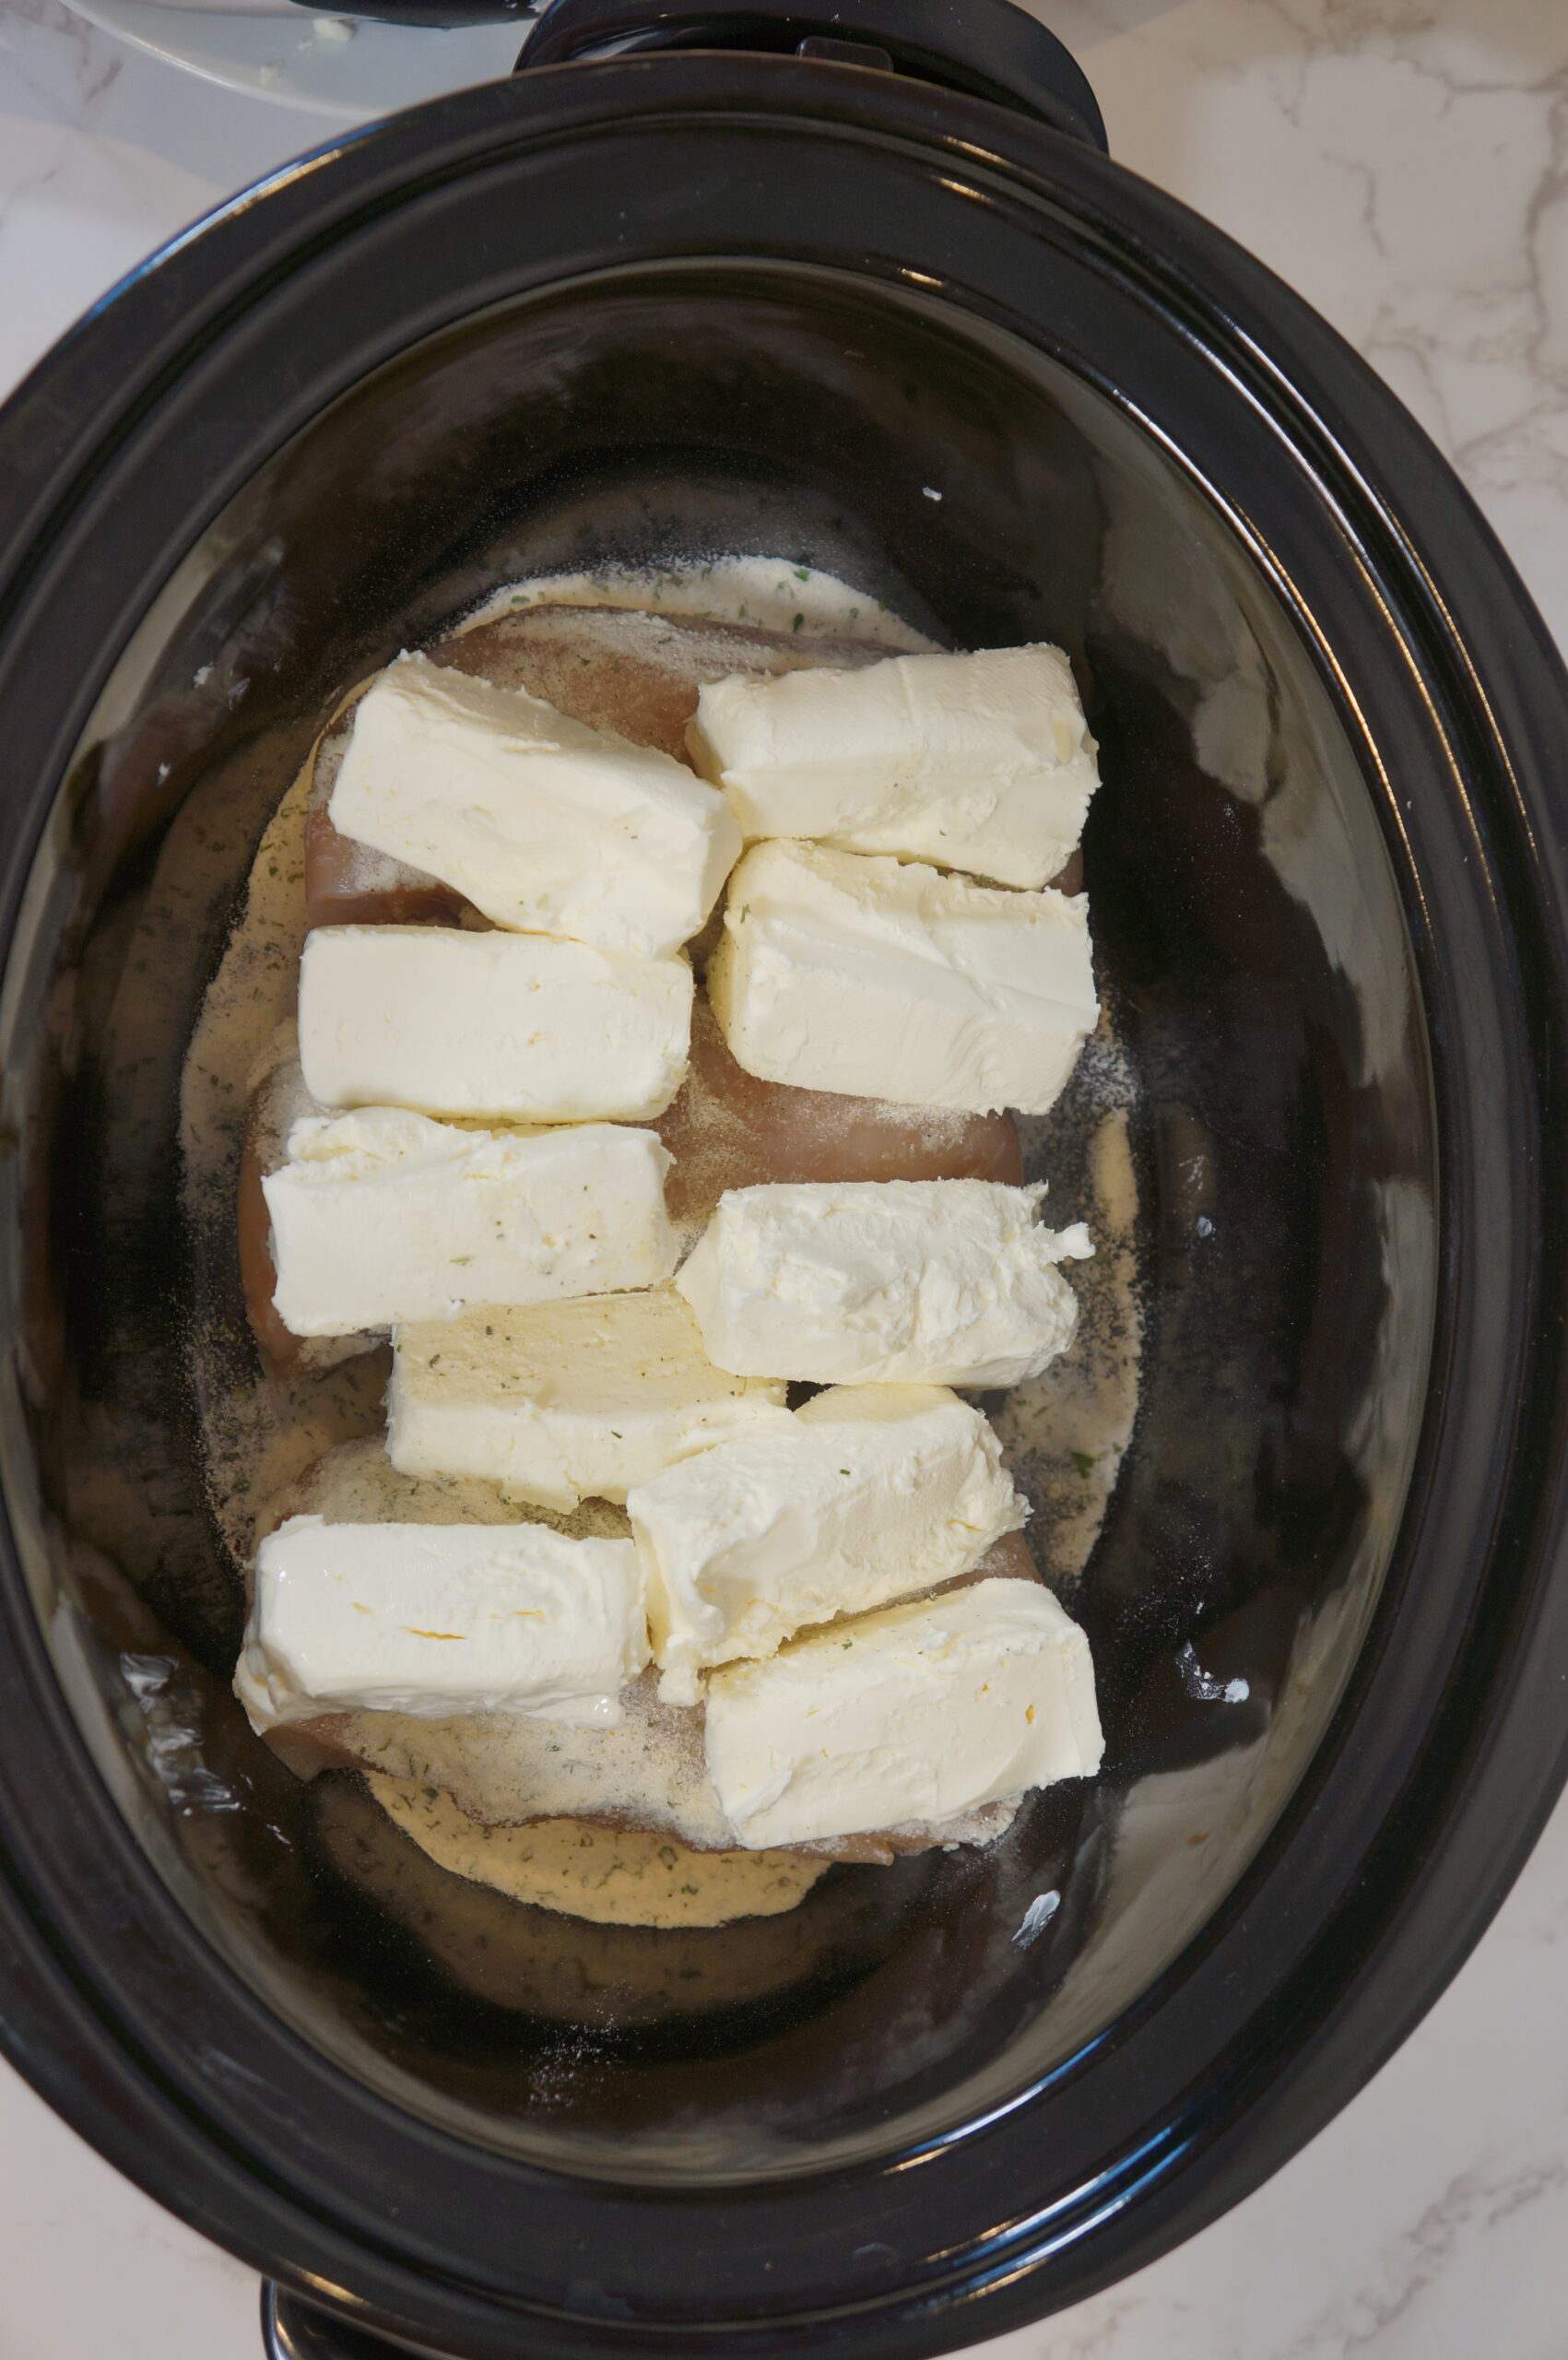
(793, 612), (805, 632)
(794, 566), (810, 581)
(1069, 1449), (1097, 1477)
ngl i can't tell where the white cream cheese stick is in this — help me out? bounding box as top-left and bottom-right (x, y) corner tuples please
(298, 926), (692, 1123)
(263, 1110), (674, 1338)
(677, 1178), (1092, 1386)
(329, 652), (741, 959)
(687, 643), (1099, 888)
(234, 1515), (649, 1732)
(387, 1287), (790, 1512)
(630, 1385), (1027, 1704)
(704, 1575), (1103, 1847)
(708, 840), (1097, 1116)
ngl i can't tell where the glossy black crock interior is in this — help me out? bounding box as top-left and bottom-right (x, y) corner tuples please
(0, 59), (1563, 2359)
(16, 255), (1434, 2180)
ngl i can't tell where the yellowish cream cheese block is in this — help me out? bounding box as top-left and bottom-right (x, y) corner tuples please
(264, 1109), (674, 1337)
(387, 1287), (790, 1512)
(708, 839), (1098, 1116)
(676, 1178), (1093, 1387)
(688, 641), (1098, 887)
(298, 925), (692, 1123)
(630, 1385), (1027, 1704)
(234, 1515), (649, 1732)
(704, 1575), (1103, 1848)
(330, 652), (741, 958)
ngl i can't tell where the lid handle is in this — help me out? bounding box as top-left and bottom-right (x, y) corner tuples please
(514, 0), (1108, 147)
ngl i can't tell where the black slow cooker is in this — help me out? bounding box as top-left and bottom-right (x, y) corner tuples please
(1, 6), (1566, 2356)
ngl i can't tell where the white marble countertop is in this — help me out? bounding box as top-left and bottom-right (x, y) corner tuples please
(2, 2), (1566, 2354)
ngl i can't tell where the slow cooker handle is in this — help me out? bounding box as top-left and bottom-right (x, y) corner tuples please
(511, 0), (1107, 148)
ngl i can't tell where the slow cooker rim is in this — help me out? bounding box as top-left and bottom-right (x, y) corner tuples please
(0, 54), (1565, 2359)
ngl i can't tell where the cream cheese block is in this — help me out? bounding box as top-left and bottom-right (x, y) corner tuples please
(676, 1178), (1093, 1386)
(687, 642), (1099, 888)
(298, 925), (692, 1123)
(329, 652), (740, 958)
(387, 1287), (790, 1512)
(263, 1109), (674, 1338)
(708, 840), (1098, 1116)
(704, 1575), (1102, 1848)
(234, 1514), (649, 1732)
(630, 1385), (1027, 1704)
